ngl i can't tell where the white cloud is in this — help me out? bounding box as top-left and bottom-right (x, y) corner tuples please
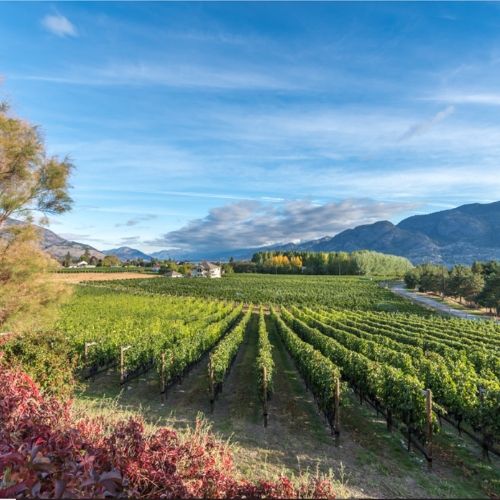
(398, 106), (455, 142)
(41, 13), (78, 38)
(149, 198), (417, 252)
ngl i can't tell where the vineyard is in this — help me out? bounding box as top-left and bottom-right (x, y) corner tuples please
(55, 283), (499, 446)
(13, 276), (498, 497)
(85, 273), (428, 312)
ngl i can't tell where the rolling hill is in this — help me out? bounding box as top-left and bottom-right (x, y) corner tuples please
(104, 247), (152, 261)
(1, 219), (105, 260)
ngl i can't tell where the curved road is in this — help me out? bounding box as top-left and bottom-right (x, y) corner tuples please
(387, 282), (497, 322)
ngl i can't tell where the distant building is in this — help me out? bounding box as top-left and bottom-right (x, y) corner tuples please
(191, 261), (222, 278)
(151, 265), (161, 272)
(68, 261), (96, 269)
(165, 270), (183, 278)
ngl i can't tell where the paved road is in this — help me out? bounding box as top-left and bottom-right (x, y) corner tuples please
(387, 282), (497, 322)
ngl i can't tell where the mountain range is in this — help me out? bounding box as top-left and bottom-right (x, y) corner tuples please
(1, 218), (105, 260)
(4, 201), (499, 266)
(103, 247), (153, 262)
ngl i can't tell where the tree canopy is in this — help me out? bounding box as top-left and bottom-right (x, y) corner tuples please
(0, 101), (73, 332)
(251, 250), (413, 276)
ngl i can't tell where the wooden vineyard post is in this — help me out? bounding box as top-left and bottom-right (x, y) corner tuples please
(160, 352), (166, 394)
(426, 389), (433, 469)
(263, 365), (268, 428)
(208, 356), (215, 413)
(170, 352), (175, 385)
(120, 345), (132, 385)
(84, 341), (97, 365)
(334, 377), (340, 438)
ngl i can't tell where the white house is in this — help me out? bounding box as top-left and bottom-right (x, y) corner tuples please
(69, 261), (96, 269)
(165, 270), (183, 278)
(191, 261), (222, 278)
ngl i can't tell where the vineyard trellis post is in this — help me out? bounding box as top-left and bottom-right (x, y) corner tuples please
(208, 355), (215, 412)
(160, 351), (166, 394)
(84, 341), (97, 365)
(120, 345), (132, 384)
(334, 376), (340, 438)
(263, 365), (268, 428)
(426, 388), (433, 469)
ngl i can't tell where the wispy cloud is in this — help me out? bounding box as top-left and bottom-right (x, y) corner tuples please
(18, 62), (300, 91)
(427, 93), (500, 106)
(398, 106), (455, 142)
(120, 236), (142, 245)
(115, 214), (157, 228)
(41, 13), (78, 38)
(149, 198), (417, 252)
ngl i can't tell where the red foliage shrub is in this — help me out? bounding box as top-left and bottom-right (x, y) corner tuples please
(0, 357), (336, 498)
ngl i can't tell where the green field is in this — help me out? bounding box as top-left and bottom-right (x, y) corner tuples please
(86, 273), (428, 312)
(45, 275), (500, 498)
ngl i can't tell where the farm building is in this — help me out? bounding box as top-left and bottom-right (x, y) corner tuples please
(165, 270), (184, 278)
(68, 261), (96, 269)
(191, 261), (222, 278)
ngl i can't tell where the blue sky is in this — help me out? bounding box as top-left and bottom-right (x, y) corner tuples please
(2, 2), (500, 254)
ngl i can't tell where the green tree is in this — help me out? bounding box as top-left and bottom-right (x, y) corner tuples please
(417, 264), (447, 294)
(80, 249), (91, 262)
(62, 251), (72, 268)
(222, 262), (234, 275)
(404, 268), (421, 289)
(102, 255), (121, 267)
(476, 275), (500, 315)
(0, 102), (72, 226)
(0, 101), (73, 332)
(462, 273), (485, 303)
(448, 265), (473, 303)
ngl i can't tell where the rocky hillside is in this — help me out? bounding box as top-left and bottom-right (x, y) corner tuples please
(104, 247), (152, 261)
(2, 219), (105, 260)
(294, 201), (500, 265)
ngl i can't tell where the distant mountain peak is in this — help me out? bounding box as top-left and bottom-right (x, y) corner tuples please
(1, 218), (105, 260)
(291, 200), (499, 265)
(103, 247), (152, 262)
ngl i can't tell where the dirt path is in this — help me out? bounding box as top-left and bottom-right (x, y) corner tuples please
(387, 281), (496, 322)
(51, 272), (160, 284)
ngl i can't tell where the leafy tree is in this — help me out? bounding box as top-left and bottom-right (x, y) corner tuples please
(476, 275), (500, 315)
(471, 261), (484, 275)
(222, 263), (234, 275)
(413, 264), (447, 294)
(80, 249), (91, 262)
(0, 101), (73, 332)
(62, 251), (72, 268)
(102, 255), (121, 267)
(404, 268), (421, 289)
(461, 273), (485, 303)
(448, 265), (474, 303)
(0, 102), (72, 225)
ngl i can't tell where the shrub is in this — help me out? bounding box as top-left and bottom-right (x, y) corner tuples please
(1, 331), (77, 399)
(0, 358), (336, 499)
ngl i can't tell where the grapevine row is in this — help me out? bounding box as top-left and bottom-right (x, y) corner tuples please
(209, 307), (253, 401)
(270, 308), (341, 435)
